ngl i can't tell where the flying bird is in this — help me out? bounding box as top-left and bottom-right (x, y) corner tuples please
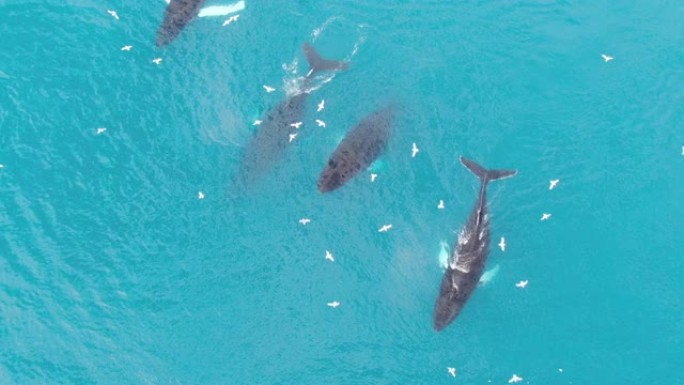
(370, 173), (378, 182)
(315, 119), (326, 128)
(541, 213), (552, 221)
(290, 122), (302, 129)
(317, 99), (325, 112)
(411, 142), (419, 158)
(498, 237), (506, 251)
(327, 301), (340, 308)
(515, 280), (528, 288)
(601, 54), (613, 62)
(298, 218), (311, 225)
(378, 224), (393, 233)
(222, 14), (239, 26)
(438, 200), (445, 209)
(288, 133), (297, 142)
(152, 58), (163, 65)
(121, 45), (132, 51)
(325, 250), (334, 262)
(96, 127), (107, 135)
(447, 367), (457, 377)
(253, 120), (262, 126)
(263, 85), (276, 93)
(198, 191), (205, 200)
(549, 179), (559, 190)
(509, 374), (523, 383)
(107, 10), (119, 20)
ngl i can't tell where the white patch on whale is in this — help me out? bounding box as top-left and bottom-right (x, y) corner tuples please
(442, 236), (474, 273)
(457, 229), (469, 246)
(451, 277), (459, 291)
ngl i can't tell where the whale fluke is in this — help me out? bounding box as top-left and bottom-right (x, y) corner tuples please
(460, 156), (516, 183)
(303, 43), (349, 77)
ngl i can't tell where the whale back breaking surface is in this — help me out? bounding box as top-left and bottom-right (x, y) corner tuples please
(156, 0), (206, 46)
(317, 106), (394, 193)
(432, 157), (516, 331)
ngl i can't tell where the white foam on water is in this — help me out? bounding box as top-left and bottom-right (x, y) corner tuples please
(312, 16), (340, 41)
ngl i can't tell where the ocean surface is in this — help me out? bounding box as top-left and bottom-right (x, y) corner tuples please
(1, 1), (683, 384)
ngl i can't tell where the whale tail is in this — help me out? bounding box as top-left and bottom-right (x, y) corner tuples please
(303, 43), (349, 77)
(460, 156), (516, 183)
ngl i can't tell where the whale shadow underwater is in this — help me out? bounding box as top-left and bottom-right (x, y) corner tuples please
(317, 104), (395, 193)
(234, 43), (349, 191)
(433, 156), (516, 332)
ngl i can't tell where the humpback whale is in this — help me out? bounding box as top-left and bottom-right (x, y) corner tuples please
(237, 44), (348, 188)
(156, 0), (245, 47)
(433, 156), (516, 332)
(317, 105), (394, 193)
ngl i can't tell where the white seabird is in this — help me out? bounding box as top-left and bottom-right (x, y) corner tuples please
(549, 179), (559, 190)
(222, 14), (239, 26)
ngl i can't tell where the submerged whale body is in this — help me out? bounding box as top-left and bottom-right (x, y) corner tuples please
(156, 0), (245, 46)
(237, 44), (348, 189)
(156, 0), (206, 46)
(433, 156), (516, 332)
(317, 105), (394, 193)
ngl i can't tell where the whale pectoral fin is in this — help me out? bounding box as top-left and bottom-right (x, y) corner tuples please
(479, 264), (500, 287)
(198, 1), (246, 17)
(369, 159), (387, 173)
(438, 240), (450, 270)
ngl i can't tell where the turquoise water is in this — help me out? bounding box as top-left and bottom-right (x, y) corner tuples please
(1, 0), (683, 384)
